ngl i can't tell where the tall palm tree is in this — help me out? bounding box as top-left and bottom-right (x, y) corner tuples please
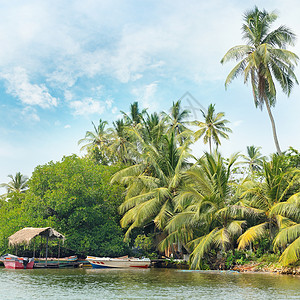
(0, 172), (29, 194)
(221, 7), (299, 154)
(194, 104), (232, 154)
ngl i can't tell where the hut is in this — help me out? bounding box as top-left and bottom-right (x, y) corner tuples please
(8, 227), (65, 266)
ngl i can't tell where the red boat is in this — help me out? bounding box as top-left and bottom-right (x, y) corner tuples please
(1, 254), (34, 269)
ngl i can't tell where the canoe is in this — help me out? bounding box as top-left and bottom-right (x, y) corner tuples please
(86, 256), (151, 269)
(0, 254), (34, 269)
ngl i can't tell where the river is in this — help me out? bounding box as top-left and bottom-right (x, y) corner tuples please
(0, 268), (299, 299)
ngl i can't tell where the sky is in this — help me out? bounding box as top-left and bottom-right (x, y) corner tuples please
(1, 0), (300, 191)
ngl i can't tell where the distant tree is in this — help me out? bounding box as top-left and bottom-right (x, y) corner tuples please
(241, 146), (266, 173)
(78, 119), (110, 164)
(24, 155), (127, 256)
(121, 102), (146, 127)
(194, 104), (232, 154)
(0, 172), (29, 195)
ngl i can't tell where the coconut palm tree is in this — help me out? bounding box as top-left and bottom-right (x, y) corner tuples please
(164, 100), (191, 136)
(241, 145), (266, 173)
(160, 152), (242, 269)
(111, 127), (194, 240)
(270, 193), (300, 266)
(237, 155), (300, 257)
(221, 7), (299, 154)
(0, 172), (29, 194)
(271, 193), (300, 266)
(121, 102), (146, 127)
(78, 119), (109, 151)
(78, 119), (110, 164)
(194, 104), (232, 154)
(107, 119), (133, 164)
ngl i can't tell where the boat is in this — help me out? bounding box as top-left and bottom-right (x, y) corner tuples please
(86, 256), (151, 269)
(34, 255), (78, 268)
(0, 253), (35, 269)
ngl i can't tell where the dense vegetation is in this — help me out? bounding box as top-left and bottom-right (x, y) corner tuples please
(0, 7), (299, 269)
(0, 156), (127, 257)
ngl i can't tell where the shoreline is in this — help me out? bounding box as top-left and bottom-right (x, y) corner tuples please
(231, 263), (300, 275)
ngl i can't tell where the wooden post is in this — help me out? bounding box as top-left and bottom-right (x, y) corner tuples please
(45, 235), (49, 266)
(58, 240), (60, 259)
(57, 240), (61, 267)
(33, 239), (35, 258)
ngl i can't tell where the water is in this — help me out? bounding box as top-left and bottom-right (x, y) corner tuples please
(0, 268), (299, 299)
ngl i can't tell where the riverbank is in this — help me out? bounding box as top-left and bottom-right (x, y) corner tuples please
(232, 263), (300, 275)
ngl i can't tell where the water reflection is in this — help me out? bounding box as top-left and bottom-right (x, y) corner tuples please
(0, 268), (299, 299)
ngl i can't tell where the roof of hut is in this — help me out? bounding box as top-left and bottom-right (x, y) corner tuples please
(8, 227), (65, 246)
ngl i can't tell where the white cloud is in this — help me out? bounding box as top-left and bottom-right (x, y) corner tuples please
(232, 120), (243, 127)
(64, 90), (74, 101)
(64, 124), (71, 129)
(131, 82), (158, 110)
(69, 97), (105, 116)
(1, 67), (57, 108)
(21, 106), (40, 122)
(105, 98), (113, 108)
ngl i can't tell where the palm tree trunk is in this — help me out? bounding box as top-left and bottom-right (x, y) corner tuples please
(209, 138), (212, 154)
(264, 98), (282, 155)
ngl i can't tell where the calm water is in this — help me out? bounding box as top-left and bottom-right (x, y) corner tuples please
(0, 267), (299, 299)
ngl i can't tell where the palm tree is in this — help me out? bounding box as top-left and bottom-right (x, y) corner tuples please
(160, 152), (242, 269)
(107, 119), (133, 164)
(78, 119), (109, 151)
(241, 145), (266, 173)
(78, 119), (110, 163)
(237, 155), (300, 258)
(271, 193), (300, 266)
(221, 7), (299, 154)
(194, 104), (232, 154)
(0, 172), (29, 194)
(165, 100), (191, 135)
(111, 128), (193, 240)
(121, 102), (146, 127)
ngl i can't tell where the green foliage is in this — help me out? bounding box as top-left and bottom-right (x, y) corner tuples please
(0, 155), (128, 257)
(134, 234), (153, 252)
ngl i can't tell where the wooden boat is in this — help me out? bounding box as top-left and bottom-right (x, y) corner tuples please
(86, 256), (151, 269)
(0, 254), (34, 269)
(34, 255), (78, 268)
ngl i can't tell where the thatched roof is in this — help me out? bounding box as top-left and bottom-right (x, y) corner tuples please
(8, 227), (65, 246)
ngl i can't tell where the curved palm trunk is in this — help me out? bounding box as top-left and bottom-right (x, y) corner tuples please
(264, 98), (282, 155)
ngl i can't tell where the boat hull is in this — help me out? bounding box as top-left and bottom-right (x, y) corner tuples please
(1, 254), (34, 269)
(87, 256), (151, 269)
(34, 256), (78, 268)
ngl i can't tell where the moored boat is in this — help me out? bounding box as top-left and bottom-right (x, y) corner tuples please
(34, 255), (78, 268)
(87, 256), (151, 269)
(0, 254), (34, 269)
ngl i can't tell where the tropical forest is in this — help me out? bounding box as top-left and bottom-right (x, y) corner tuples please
(0, 7), (299, 273)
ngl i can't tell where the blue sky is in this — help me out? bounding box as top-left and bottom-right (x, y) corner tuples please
(1, 0), (300, 191)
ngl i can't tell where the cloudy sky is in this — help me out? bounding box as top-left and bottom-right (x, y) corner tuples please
(1, 0), (300, 190)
